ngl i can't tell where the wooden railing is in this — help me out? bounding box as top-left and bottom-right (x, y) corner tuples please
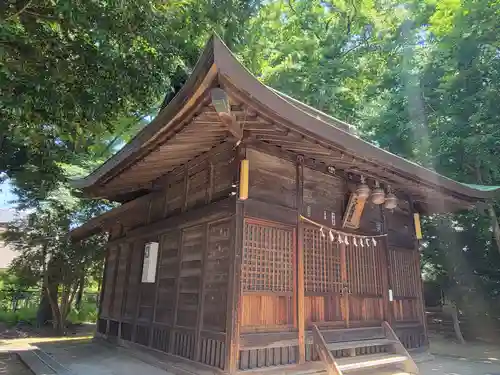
(382, 321), (419, 374)
(311, 324), (342, 375)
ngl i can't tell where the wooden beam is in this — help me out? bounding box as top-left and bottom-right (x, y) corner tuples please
(153, 141), (231, 189)
(107, 197), (236, 247)
(296, 156), (306, 364)
(225, 146), (245, 373)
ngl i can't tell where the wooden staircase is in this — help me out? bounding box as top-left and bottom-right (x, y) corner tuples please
(312, 322), (419, 375)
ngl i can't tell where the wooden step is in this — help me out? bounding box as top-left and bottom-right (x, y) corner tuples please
(337, 353), (408, 372)
(327, 338), (395, 351)
(321, 327), (385, 343)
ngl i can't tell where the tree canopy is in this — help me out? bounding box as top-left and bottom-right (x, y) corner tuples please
(2, 0), (500, 323)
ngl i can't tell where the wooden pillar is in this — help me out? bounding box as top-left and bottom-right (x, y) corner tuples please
(339, 242), (349, 328)
(408, 196), (429, 346)
(225, 146), (245, 373)
(380, 206), (394, 325)
(296, 156), (306, 364)
(98, 245), (110, 320)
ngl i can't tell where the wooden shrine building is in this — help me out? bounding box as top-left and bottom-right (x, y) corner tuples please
(71, 36), (499, 375)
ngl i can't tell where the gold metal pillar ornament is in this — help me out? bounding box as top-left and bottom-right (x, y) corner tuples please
(239, 159), (249, 200)
(414, 213), (423, 239)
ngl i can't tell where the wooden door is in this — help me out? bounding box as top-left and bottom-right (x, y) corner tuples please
(240, 219), (295, 332)
(345, 240), (385, 327)
(303, 225), (348, 328)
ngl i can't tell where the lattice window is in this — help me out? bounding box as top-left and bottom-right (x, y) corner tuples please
(389, 248), (420, 298)
(346, 241), (383, 296)
(242, 220), (293, 293)
(303, 226), (342, 293)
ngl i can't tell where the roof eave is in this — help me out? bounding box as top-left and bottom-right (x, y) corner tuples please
(210, 37), (500, 203)
(71, 36), (218, 192)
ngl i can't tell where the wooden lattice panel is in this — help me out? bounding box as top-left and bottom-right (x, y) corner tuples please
(303, 226), (342, 293)
(389, 248), (420, 298)
(346, 241), (383, 296)
(242, 220), (294, 293)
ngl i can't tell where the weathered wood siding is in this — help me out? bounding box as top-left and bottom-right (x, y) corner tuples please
(98, 145), (427, 373)
(97, 145), (237, 370)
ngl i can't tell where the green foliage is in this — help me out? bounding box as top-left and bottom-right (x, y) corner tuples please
(1, 0), (500, 320)
(0, 307), (37, 327)
(1, 0), (260, 204)
(67, 301), (98, 324)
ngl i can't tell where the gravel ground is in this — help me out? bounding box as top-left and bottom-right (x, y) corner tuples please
(420, 356), (500, 375)
(0, 352), (32, 375)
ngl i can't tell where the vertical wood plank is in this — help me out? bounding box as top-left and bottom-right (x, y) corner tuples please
(380, 206), (394, 324)
(296, 156), (306, 364)
(408, 195), (428, 344)
(169, 231), (184, 353)
(120, 243), (132, 319)
(132, 242), (144, 342)
(182, 164), (189, 212)
(206, 161), (215, 204)
(98, 245), (110, 319)
(225, 146), (245, 373)
(149, 236), (162, 346)
(110, 245), (121, 319)
(340, 242), (349, 328)
(195, 223), (209, 361)
(163, 176), (170, 218)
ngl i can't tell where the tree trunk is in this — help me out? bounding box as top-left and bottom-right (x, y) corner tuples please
(450, 303), (466, 344)
(37, 288), (53, 327)
(75, 274), (85, 310)
(487, 204), (500, 255)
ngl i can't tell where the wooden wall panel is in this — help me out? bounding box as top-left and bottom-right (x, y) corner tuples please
(203, 219), (232, 332)
(155, 231), (180, 325)
(123, 241), (143, 320)
(186, 162), (209, 209)
(348, 297), (384, 323)
(359, 201), (383, 235)
(389, 247), (421, 322)
(175, 225), (203, 329)
(165, 171), (185, 216)
(149, 194), (165, 223)
(247, 149), (296, 208)
(302, 167), (345, 228)
(385, 198), (415, 249)
(137, 279), (156, 322)
(212, 147), (236, 200)
(304, 295), (343, 325)
(241, 295), (293, 329)
(111, 244), (130, 320)
(101, 246), (118, 319)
